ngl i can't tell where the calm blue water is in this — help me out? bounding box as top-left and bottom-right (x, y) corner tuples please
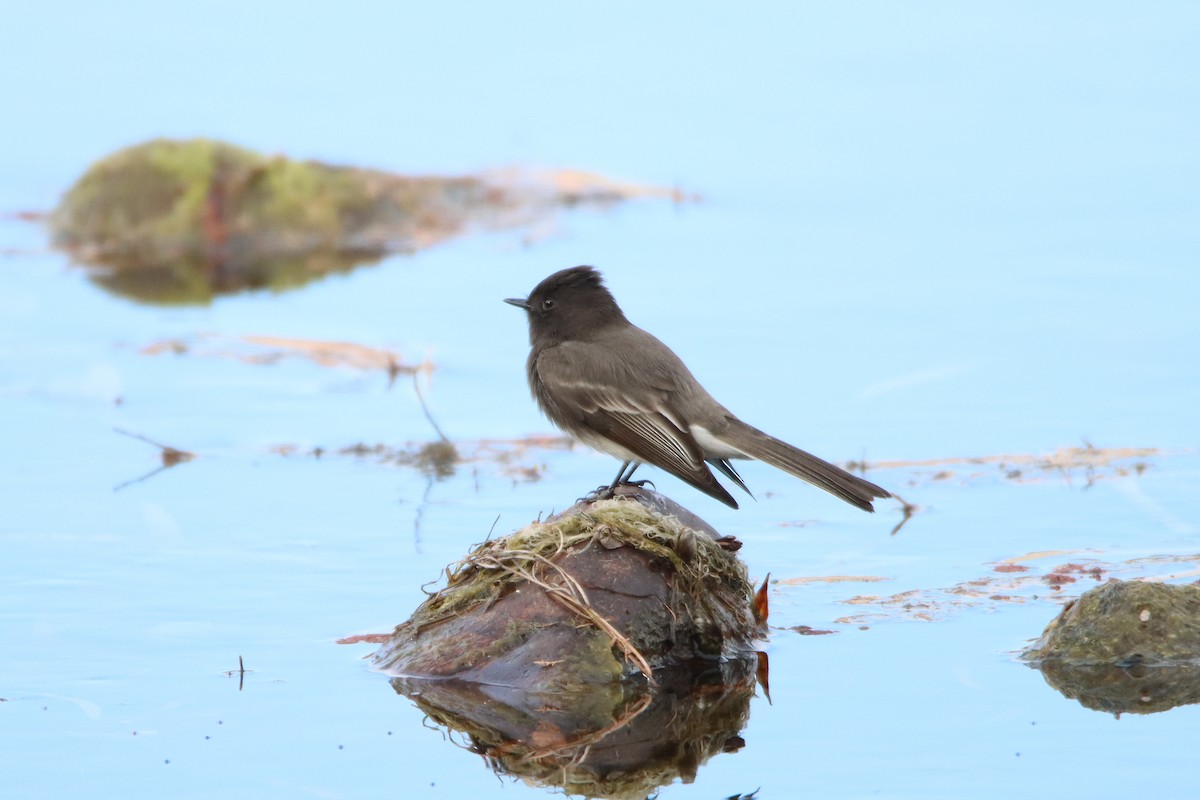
(3, 3), (1198, 798)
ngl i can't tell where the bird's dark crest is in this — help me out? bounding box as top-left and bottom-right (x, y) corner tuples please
(517, 265), (627, 346)
(534, 265), (606, 296)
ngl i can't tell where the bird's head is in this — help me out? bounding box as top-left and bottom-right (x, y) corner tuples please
(505, 265), (626, 345)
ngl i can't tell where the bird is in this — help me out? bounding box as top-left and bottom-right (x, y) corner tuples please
(504, 265), (890, 511)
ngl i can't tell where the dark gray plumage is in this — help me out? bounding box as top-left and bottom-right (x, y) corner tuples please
(505, 265), (890, 511)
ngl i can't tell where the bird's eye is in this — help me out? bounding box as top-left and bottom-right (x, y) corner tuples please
(542, 298), (555, 310)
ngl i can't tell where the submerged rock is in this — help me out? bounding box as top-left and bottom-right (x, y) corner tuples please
(50, 138), (688, 304)
(372, 491), (765, 689)
(1023, 579), (1200, 715)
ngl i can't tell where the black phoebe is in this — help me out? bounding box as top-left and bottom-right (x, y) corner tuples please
(505, 266), (890, 511)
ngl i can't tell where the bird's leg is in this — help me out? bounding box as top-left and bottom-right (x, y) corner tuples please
(591, 461), (630, 500)
(581, 462), (655, 504)
(614, 461), (638, 486)
(578, 462), (631, 504)
(586, 461), (633, 502)
(615, 462), (655, 489)
(607, 462), (655, 494)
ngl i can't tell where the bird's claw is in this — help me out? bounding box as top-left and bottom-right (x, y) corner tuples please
(577, 479), (655, 506)
(576, 486), (610, 505)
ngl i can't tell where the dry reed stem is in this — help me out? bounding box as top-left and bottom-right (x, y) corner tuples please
(474, 547), (656, 684)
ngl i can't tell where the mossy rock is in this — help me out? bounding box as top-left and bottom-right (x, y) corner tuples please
(48, 139), (488, 304)
(1023, 579), (1200, 665)
(1023, 580), (1200, 715)
(372, 493), (764, 692)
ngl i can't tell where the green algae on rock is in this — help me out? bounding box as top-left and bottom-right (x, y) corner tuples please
(50, 138), (688, 304)
(371, 493), (764, 691)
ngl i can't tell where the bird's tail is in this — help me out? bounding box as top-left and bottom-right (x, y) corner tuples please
(718, 418), (890, 512)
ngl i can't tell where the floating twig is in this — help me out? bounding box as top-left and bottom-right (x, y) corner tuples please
(223, 655), (247, 691)
(112, 428), (196, 491)
(889, 492), (918, 536)
(412, 372), (449, 444)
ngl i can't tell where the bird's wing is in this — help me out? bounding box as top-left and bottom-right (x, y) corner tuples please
(536, 343), (737, 507)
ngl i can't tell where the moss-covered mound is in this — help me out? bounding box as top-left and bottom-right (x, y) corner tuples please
(49, 139), (489, 303)
(1023, 579), (1200, 665)
(372, 495), (764, 691)
(1023, 580), (1200, 715)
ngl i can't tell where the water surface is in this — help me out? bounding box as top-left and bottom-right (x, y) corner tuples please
(3, 3), (1198, 798)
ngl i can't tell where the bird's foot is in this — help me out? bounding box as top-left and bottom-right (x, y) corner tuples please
(608, 479), (656, 499)
(577, 479), (655, 505)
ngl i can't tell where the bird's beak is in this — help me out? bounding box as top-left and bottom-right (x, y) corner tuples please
(503, 297), (531, 310)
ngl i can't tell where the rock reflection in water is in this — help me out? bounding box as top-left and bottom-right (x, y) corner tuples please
(391, 657), (757, 798)
(1031, 661), (1200, 716)
(85, 249), (385, 305)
